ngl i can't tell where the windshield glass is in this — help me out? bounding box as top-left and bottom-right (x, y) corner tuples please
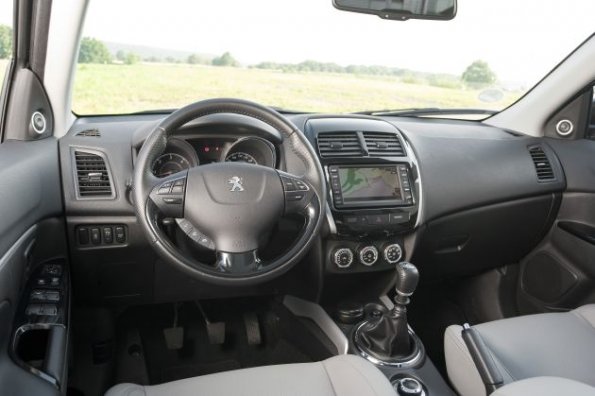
(72, 0), (595, 115)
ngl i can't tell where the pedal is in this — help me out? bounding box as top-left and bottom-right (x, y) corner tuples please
(163, 327), (184, 350)
(163, 302), (184, 350)
(196, 301), (226, 345)
(244, 312), (262, 345)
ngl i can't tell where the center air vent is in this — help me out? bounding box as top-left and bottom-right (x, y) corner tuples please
(528, 146), (555, 182)
(73, 150), (114, 198)
(363, 132), (405, 157)
(317, 132), (363, 157)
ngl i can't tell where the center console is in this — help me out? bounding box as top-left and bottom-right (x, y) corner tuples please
(305, 117), (421, 273)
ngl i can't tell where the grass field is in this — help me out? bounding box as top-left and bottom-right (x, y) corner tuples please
(0, 60), (521, 114)
(72, 63), (521, 115)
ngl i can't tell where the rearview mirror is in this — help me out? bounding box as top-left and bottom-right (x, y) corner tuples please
(333, 0), (457, 21)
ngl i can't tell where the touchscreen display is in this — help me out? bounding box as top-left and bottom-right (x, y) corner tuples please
(338, 166), (402, 202)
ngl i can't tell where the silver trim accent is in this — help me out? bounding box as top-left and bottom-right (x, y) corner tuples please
(31, 111), (47, 134)
(221, 136), (277, 167)
(394, 377), (426, 396)
(383, 243), (403, 264)
(352, 322), (425, 368)
(71, 147), (116, 200)
(555, 119), (574, 136)
(400, 135), (424, 228)
(325, 202), (338, 235)
(283, 295), (349, 355)
(359, 245), (379, 266)
(333, 247), (354, 268)
(0, 225), (37, 273)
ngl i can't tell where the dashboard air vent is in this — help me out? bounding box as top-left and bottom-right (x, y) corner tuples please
(317, 132), (363, 157)
(363, 132), (405, 157)
(76, 129), (101, 137)
(529, 146), (555, 181)
(73, 151), (114, 198)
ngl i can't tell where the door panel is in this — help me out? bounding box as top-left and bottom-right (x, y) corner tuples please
(518, 138), (595, 314)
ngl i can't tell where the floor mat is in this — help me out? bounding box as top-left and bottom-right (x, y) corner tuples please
(116, 299), (319, 385)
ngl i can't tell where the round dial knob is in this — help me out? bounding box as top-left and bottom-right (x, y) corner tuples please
(395, 377), (424, 396)
(383, 243), (403, 264)
(359, 245), (379, 266)
(333, 248), (354, 268)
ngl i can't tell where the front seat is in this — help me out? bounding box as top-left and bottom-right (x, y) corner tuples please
(105, 354), (396, 396)
(444, 304), (595, 396)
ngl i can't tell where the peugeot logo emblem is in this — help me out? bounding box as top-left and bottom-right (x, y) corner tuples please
(228, 176), (245, 192)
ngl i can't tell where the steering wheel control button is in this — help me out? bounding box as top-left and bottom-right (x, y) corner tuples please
(175, 219), (215, 249)
(158, 181), (173, 195)
(281, 177), (297, 191)
(384, 243), (403, 264)
(359, 245), (379, 266)
(333, 248), (354, 268)
(286, 192), (305, 201)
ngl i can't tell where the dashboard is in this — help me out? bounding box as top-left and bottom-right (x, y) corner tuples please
(58, 111), (568, 303)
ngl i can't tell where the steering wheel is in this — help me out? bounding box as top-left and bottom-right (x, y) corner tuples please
(133, 98), (326, 286)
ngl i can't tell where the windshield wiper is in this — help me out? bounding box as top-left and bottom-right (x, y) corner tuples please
(354, 107), (498, 117)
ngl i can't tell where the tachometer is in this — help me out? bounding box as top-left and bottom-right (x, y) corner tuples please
(152, 153), (191, 177)
(225, 152), (257, 164)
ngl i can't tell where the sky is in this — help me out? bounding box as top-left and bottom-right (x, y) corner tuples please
(1, 0), (594, 87)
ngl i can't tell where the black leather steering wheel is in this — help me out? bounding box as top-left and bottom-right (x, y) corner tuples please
(133, 98), (326, 286)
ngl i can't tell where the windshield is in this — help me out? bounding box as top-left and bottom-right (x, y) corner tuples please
(71, 0), (595, 116)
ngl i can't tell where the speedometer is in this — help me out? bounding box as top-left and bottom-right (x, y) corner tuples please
(225, 152), (257, 164)
(152, 153), (191, 177)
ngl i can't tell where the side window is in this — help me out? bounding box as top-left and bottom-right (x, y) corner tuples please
(0, 1), (13, 86)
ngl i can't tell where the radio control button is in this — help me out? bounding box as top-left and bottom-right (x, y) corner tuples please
(390, 212), (410, 224)
(367, 214), (389, 225)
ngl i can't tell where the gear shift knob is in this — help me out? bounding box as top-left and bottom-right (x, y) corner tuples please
(395, 262), (419, 298)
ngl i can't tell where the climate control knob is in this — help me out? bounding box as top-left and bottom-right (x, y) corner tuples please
(333, 248), (354, 268)
(359, 246), (379, 266)
(383, 243), (403, 264)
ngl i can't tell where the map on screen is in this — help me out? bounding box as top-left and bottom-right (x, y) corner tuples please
(338, 167), (401, 202)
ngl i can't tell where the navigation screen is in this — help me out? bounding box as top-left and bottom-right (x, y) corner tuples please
(338, 166), (402, 202)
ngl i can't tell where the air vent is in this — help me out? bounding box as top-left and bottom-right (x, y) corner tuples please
(529, 146), (555, 182)
(73, 150), (114, 198)
(363, 132), (405, 157)
(76, 129), (101, 137)
(317, 132), (363, 157)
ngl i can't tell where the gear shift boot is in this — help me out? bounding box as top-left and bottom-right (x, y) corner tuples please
(353, 262), (425, 365)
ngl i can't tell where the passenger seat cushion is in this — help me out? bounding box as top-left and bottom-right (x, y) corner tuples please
(105, 355), (396, 396)
(492, 377), (595, 396)
(444, 305), (595, 396)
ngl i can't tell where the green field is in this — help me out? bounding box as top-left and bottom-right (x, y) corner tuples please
(72, 63), (520, 115)
(0, 60), (521, 115)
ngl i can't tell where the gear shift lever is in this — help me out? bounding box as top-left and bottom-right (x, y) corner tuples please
(357, 262), (420, 359)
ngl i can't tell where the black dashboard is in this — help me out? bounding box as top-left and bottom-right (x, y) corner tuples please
(58, 111), (567, 303)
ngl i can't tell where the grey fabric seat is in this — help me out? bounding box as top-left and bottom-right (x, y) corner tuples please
(444, 304), (595, 396)
(105, 354), (396, 396)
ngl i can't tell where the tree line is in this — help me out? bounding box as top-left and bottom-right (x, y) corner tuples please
(0, 29), (498, 87)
